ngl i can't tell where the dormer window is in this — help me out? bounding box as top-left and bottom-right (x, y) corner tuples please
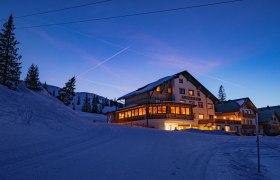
(179, 79), (183, 83)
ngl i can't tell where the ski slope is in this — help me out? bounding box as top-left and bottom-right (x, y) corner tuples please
(0, 85), (279, 180)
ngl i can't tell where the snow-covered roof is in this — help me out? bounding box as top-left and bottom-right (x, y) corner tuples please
(118, 70), (219, 103)
(215, 98), (256, 113)
(118, 75), (175, 100)
(258, 106), (280, 123)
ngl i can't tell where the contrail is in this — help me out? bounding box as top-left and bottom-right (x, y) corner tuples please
(205, 75), (244, 88)
(77, 46), (130, 77)
(78, 77), (133, 92)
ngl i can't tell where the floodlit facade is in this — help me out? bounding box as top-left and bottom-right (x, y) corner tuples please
(107, 71), (218, 130)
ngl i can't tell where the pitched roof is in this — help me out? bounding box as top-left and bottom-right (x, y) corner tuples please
(215, 98), (257, 113)
(118, 70), (219, 103)
(258, 105), (280, 123)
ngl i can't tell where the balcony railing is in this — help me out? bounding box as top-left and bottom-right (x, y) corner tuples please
(242, 113), (256, 118)
(198, 119), (241, 125)
(113, 113), (193, 123)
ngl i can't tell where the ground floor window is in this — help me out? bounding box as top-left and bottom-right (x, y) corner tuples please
(217, 125), (221, 130)
(225, 125), (230, 132)
(198, 114), (204, 119)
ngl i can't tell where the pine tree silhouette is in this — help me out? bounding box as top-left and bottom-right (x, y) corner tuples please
(57, 76), (76, 105)
(25, 64), (41, 91)
(0, 15), (21, 89)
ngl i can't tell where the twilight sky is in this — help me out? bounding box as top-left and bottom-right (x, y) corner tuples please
(1, 0), (280, 107)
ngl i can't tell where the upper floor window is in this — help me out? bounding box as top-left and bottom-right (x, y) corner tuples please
(207, 103), (213, 109)
(168, 88), (172, 94)
(188, 90), (194, 96)
(156, 86), (161, 92)
(179, 88), (185, 94)
(179, 79), (183, 83)
(209, 115), (214, 119)
(198, 102), (204, 108)
(197, 91), (201, 97)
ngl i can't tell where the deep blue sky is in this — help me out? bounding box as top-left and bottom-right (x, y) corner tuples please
(1, 0), (280, 107)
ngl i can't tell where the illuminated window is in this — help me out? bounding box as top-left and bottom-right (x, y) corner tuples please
(142, 108), (146, 115)
(139, 108), (143, 116)
(185, 108), (190, 115)
(135, 109), (139, 116)
(198, 114), (204, 119)
(168, 88), (172, 93)
(153, 107), (157, 114)
(156, 86), (161, 92)
(119, 113), (124, 119)
(170, 106), (175, 114)
(198, 102), (203, 108)
(181, 107), (185, 114)
(188, 90), (194, 96)
(158, 106), (162, 114)
(179, 88), (185, 94)
(207, 103), (213, 109)
(132, 110), (135, 117)
(176, 107), (180, 114)
(179, 79), (183, 83)
(149, 107), (153, 114)
(162, 106), (167, 113)
(225, 126), (230, 132)
(127, 111), (131, 117)
(125, 111), (128, 118)
(217, 125), (221, 130)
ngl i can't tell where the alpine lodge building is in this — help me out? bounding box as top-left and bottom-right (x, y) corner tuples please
(107, 71), (219, 131)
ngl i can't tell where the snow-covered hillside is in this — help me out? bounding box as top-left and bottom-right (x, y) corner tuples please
(0, 83), (89, 131)
(0, 84), (279, 180)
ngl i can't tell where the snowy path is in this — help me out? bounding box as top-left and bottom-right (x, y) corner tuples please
(1, 125), (275, 180)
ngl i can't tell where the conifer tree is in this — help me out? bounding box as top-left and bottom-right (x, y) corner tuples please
(77, 95), (81, 105)
(0, 15), (22, 89)
(82, 94), (91, 112)
(91, 95), (99, 113)
(43, 81), (48, 91)
(57, 76), (76, 106)
(218, 85), (226, 102)
(25, 64), (41, 91)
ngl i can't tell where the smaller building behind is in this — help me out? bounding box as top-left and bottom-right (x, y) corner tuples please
(258, 106), (280, 136)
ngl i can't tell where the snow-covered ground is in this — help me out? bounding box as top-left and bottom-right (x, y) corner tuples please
(0, 85), (279, 180)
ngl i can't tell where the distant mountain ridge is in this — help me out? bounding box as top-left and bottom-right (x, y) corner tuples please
(44, 83), (122, 113)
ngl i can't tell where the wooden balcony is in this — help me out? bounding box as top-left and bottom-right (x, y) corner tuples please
(198, 119), (241, 125)
(109, 102), (194, 123)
